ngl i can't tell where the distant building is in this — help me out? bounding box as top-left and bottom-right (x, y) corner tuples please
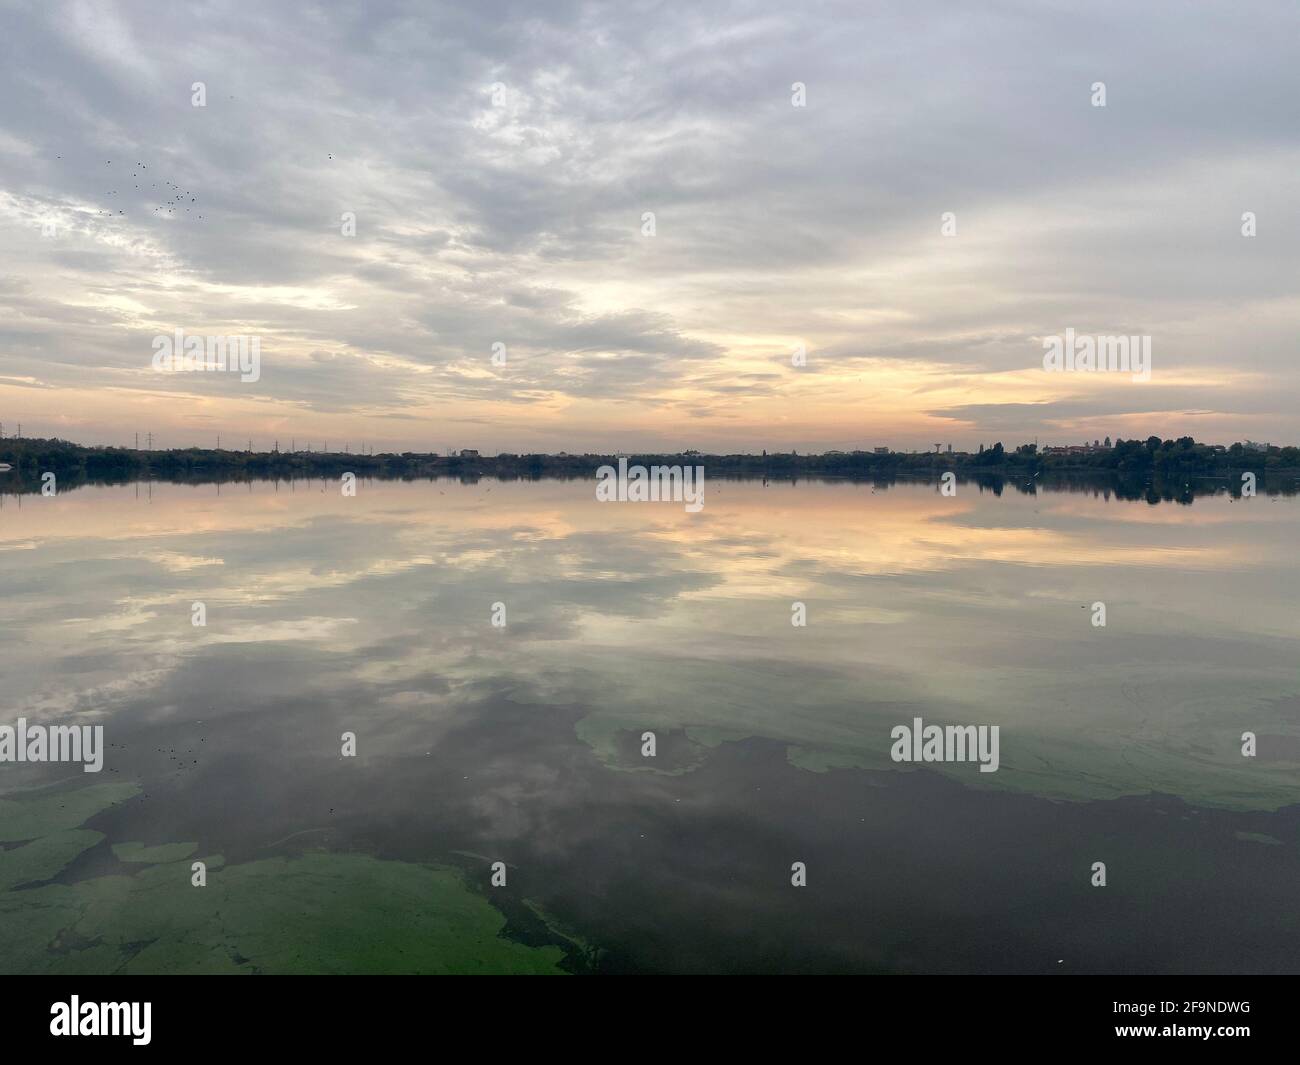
(873, 447), (889, 454)
(459, 449), (480, 459)
(1045, 438), (1117, 457)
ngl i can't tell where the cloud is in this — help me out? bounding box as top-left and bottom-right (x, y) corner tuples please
(0, 0), (1296, 450)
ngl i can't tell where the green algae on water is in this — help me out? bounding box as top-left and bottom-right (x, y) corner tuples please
(0, 784), (569, 975)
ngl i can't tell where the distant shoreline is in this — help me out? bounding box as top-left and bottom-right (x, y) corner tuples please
(1, 436), (1296, 499)
(1, 435), (1297, 473)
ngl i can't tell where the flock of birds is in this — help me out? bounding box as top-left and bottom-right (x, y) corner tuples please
(67, 141), (330, 224)
(75, 148), (337, 222)
(65, 140), (343, 225)
(84, 158), (203, 221)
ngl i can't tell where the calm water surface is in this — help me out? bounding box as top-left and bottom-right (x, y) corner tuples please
(1, 477), (1298, 973)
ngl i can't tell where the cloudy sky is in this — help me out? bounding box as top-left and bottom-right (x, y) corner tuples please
(0, 0), (1296, 454)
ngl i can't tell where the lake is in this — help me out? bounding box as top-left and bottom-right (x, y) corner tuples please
(1, 475), (1298, 973)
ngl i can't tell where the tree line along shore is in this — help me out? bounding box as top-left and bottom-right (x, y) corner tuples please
(0, 434), (1296, 491)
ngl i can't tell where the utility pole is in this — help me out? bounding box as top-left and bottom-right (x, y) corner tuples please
(147, 431), (152, 450)
(135, 432), (138, 450)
